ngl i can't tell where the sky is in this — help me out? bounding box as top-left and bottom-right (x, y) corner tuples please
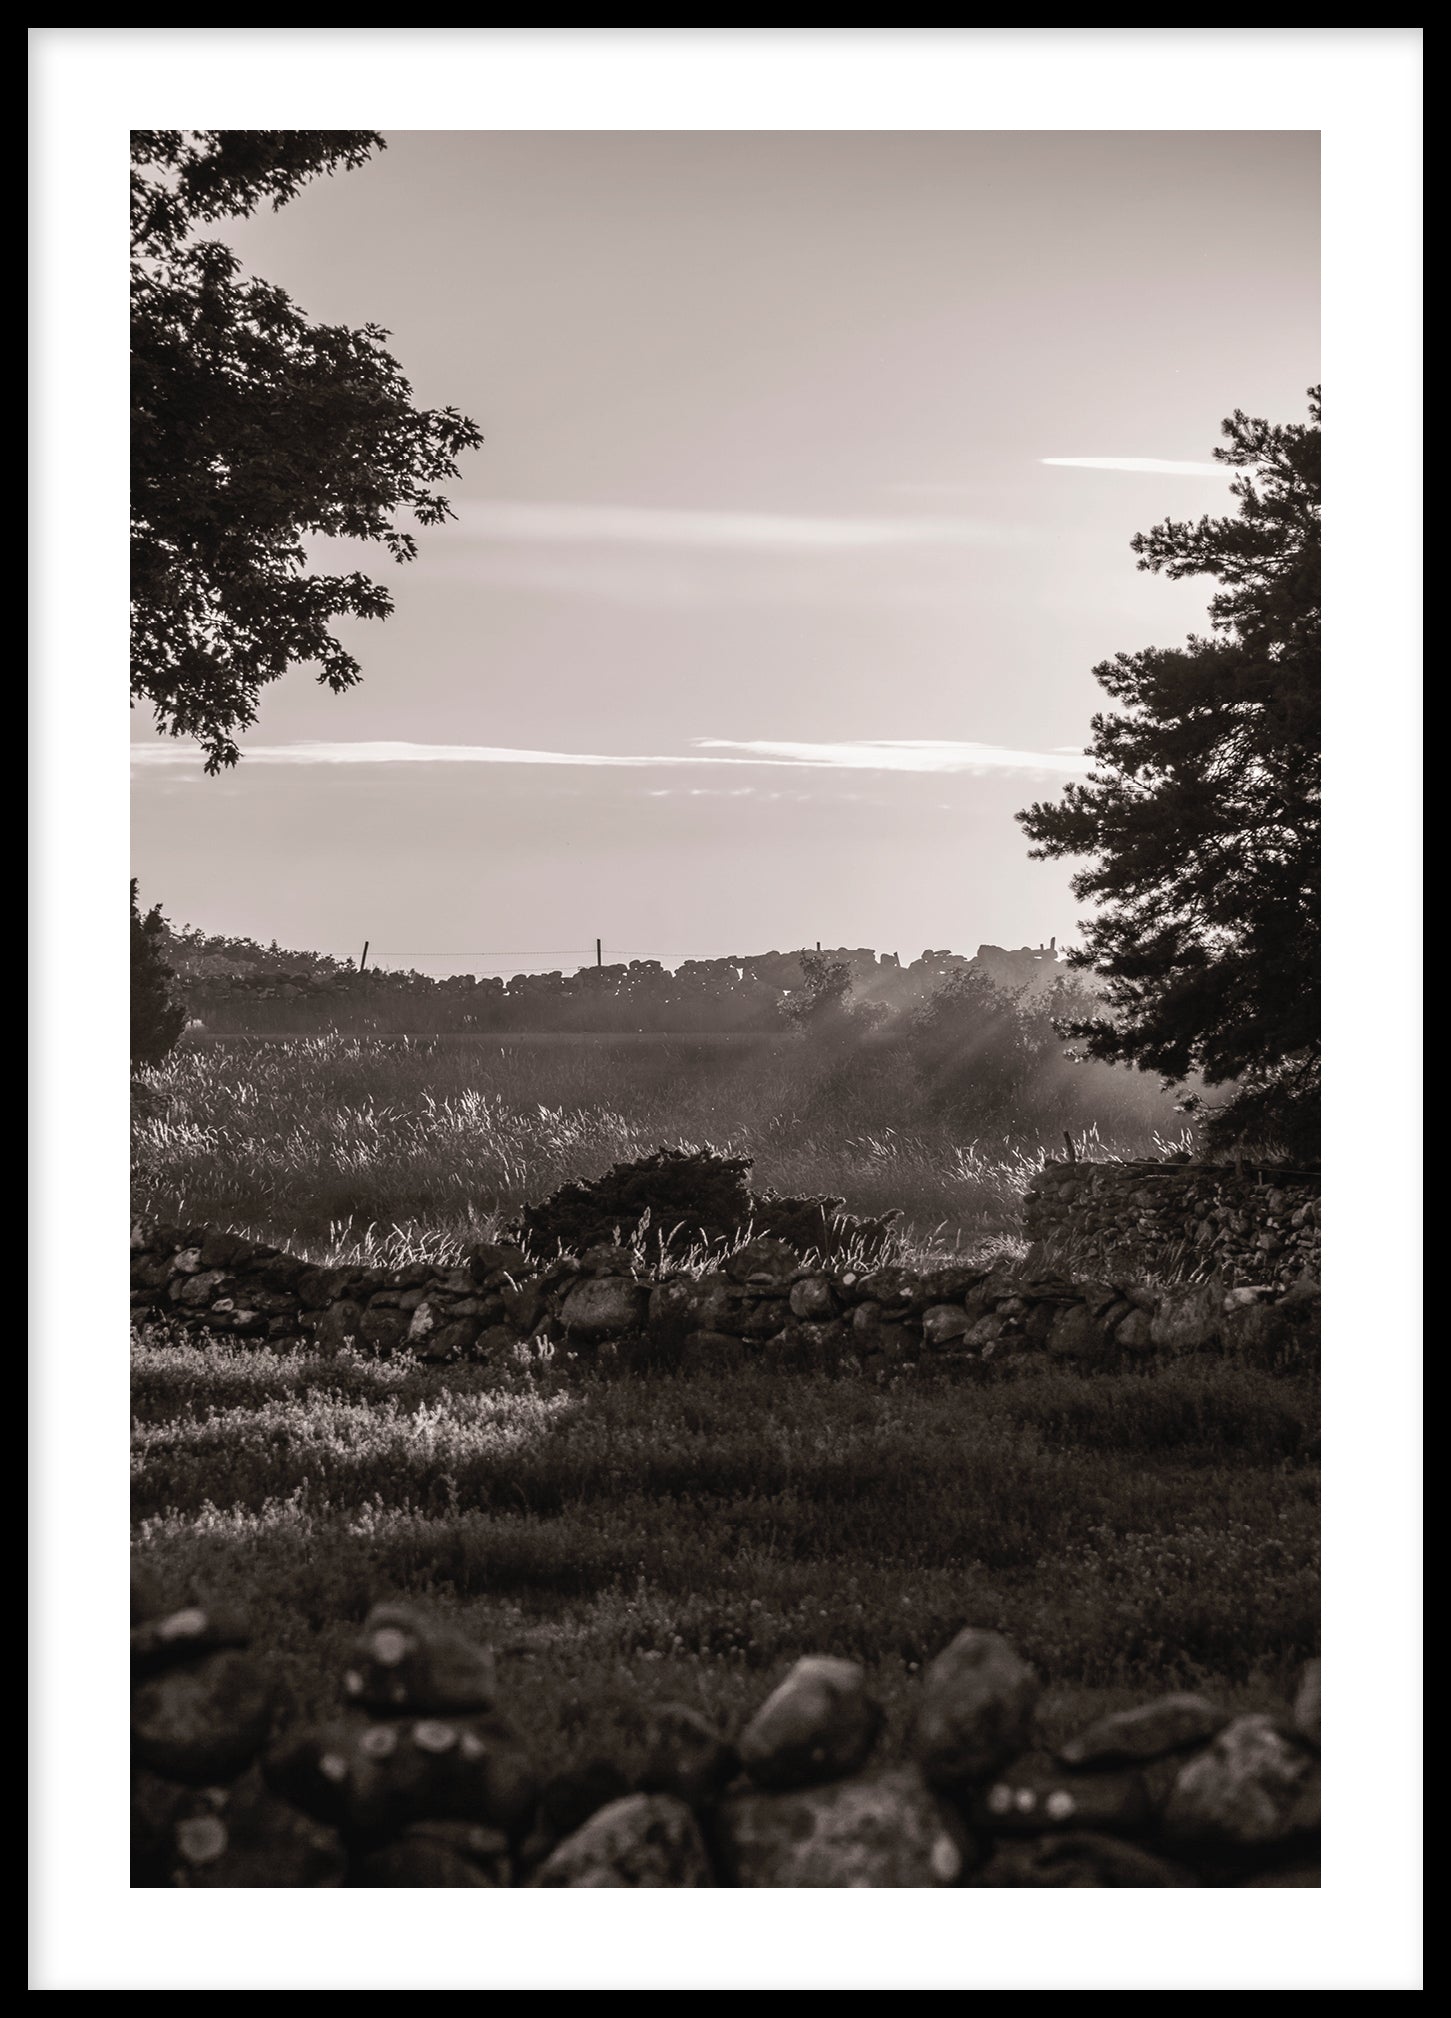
(129, 129), (1320, 973)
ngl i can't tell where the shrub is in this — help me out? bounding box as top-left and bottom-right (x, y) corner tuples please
(751, 1187), (899, 1265)
(509, 1146), (898, 1266)
(131, 880), (188, 1069)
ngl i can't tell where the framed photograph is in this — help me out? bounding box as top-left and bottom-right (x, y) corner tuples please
(30, 27), (1421, 1993)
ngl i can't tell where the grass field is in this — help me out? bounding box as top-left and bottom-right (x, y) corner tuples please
(131, 1031), (1184, 1261)
(130, 1031), (1314, 1793)
(132, 1328), (1319, 1777)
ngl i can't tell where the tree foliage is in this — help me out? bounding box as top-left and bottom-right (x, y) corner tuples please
(784, 952), (885, 1050)
(909, 968), (1095, 1123)
(130, 131), (483, 771)
(131, 880), (188, 1069)
(1018, 390), (1320, 1157)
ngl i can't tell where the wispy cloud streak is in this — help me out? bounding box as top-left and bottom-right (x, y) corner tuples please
(695, 738), (1094, 776)
(1039, 457), (1225, 476)
(132, 736), (1093, 777)
(131, 741), (698, 770)
(435, 500), (1017, 551)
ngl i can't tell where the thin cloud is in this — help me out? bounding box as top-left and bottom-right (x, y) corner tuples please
(646, 786), (760, 799)
(435, 500), (1016, 551)
(695, 738), (1094, 776)
(301, 501), (1030, 612)
(1039, 457), (1225, 476)
(132, 736), (1093, 776)
(130, 741), (703, 770)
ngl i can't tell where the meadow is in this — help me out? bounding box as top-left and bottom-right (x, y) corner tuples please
(132, 1030), (1185, 1261)
(132, 1329), (1319, 1778)
(130, 1031), (1313, 1787)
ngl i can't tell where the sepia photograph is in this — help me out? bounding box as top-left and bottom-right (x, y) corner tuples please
(31, 27), (1421, 1994)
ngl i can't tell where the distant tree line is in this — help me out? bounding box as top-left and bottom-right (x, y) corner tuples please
(154, 924), (1082, 1039)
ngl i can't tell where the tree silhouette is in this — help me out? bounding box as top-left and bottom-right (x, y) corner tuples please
(131, 880), (188, 1068)
(1019, 389), (1320, 1158)
(130, 132), (482, 771)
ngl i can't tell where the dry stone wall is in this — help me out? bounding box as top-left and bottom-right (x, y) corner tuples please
(1023, 1160), (1320, 1289)
(131, 1220), (1321, 1373)
(131, 1585), (1321, 1888)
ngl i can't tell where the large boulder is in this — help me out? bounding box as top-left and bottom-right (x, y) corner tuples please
(295, 1265), (363, 1311)
(789, 1275), (839, 1322)
(725, 1238), (799, 1287)
(131, 1603), (250, 1678)
(738, 1656), (883, 1791)
(172, 1269), (227, 1309)
(1045, 1303), (1100, 1358)
(131, 1649), (275, 1784)
(559, 1276), (649, 1341)
(921, 1305), (972, 1347)
(718, 1769), (973, 1887)
(1148, 1283), (1222, 1352)
(1161, 1714), (1320, 1856)
(912, 1629), (1041, 1789)
(199, 1230), (264, 1271)
(1113, 1308), (1154, 1352)
(648, 1275), (745, 1338)
(1058, 1693), (1229, 1769)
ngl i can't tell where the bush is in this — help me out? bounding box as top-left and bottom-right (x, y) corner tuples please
(509, 1146), (898, 1266)
(131, 880), (188, 1069)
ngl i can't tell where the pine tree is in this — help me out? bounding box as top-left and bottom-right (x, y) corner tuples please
(1018, 389), (1320, 1159)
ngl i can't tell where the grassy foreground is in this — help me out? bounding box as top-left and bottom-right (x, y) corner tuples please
(132, 1329), (1319, 1777)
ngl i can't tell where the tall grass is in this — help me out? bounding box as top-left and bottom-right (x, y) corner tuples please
(133, 1034), (1186, 1260)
